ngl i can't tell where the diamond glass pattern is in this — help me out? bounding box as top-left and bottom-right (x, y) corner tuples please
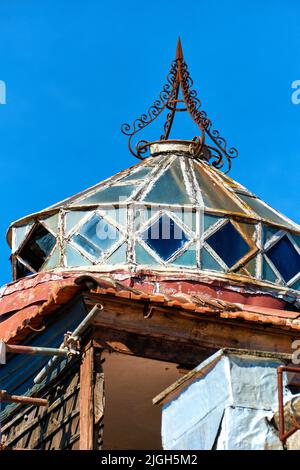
(266, 235), (300, 282)
(206, 221), (249, 268)
(141, 214), (189, 261)
(72, 213), (120, 259)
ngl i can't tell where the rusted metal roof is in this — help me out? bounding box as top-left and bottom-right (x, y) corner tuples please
(0, 271), (300, 344)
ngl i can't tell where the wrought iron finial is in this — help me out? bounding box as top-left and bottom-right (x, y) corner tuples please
(121, 39), (238, 172)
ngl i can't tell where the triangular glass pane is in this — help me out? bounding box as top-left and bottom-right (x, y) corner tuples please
(291, 279), (300, 291)
(13, 223), (33, 252)
(262, 257), (278, 283)
(65, 244), (91, 267)
(204, 214), (221, 232)
(105, 207), (127, 227)
(135, 243), (158, 265)
(172, 243), (196, 267)
(201, 247), (224, 272)
(42, 245), (60, 270)
(237, 193), (295, 230)
(42, 213), (59, 234)
(143, 159), (192, 205)
(120, 166), (152, 182)
(292, 234), (300, 249)
(105, 243), (127, 264)
(244, 256), (257, 277)
(65, 211), (88, 234)
(173, 209), (196, 232)
(73, 184), (135, 205)
(263, 225), (280, 245)
(193, 163), (246, 213)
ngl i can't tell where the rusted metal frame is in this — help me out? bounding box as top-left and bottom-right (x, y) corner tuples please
(3, 343), (71, 358)
(34, 303), (102, 385)
(0, 390), (48, 407)
(277, 365), (300, 443)
(79, 344), (94, 450)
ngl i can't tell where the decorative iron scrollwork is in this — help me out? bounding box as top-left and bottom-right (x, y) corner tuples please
(121, 38), (238, 172)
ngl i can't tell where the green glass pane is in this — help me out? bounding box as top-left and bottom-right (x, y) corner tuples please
(244, 256), (257, 276)
(105, 243), (127, 264)
(204, 214), (220, 232)
(238, 193), (294, 229)
(121, 166), (152, 182)
(263, 225), (280, 245)
(291, 279), (300, 291)
(65, 244), (91, 267)
(65, 211), (88, 234)
(171, 244), (196, 266)
(13, 224), (33, 252)
(193, 163), (246, 213)
(135, 243), (158, 265)
(42, 213), (59, 234)
(73, 185), (135, 205)
(143, 159), (192, 205)
(42, 245), (60, 270)
(173, 209), (196, 232)
(292, 234), (300, 249)
(262, 257), (278, 283)
(201, 247), (224, 272)
(215, 169), (254, 195)
(105, 207), (127, 227)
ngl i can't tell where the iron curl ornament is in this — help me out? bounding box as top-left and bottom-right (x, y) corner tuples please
(121, 38), (238, 173)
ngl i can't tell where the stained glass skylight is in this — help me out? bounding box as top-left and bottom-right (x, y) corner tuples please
(266, 235), (300, 282)
(206, 221), (249, 268)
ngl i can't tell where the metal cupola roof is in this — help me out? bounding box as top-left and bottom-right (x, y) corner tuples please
(7, 39), (300, 297)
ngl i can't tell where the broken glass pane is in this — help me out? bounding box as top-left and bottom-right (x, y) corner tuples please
(72, 214), (120, 259)
(143, 159), (192, 205)
(206, 221), (249, 268)
(73, 185), (135, 205)
(18, 223), (56, 272)
(16, 258), (33, 279)
(141, 214), (189, 261)
(266, 235), (300, 282)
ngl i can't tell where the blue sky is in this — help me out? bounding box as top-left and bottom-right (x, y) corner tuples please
(0, 0), (299, 284)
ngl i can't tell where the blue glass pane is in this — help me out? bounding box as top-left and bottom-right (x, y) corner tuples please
(263, 225), (280, 245)
(121, 166), (152, 182)
(143, 160), (192, 205)
(206, 222), (249, 268)
(135, 243), (158, 265)
(291, 279), (300, 291)
(105, 207), (127, 227)
(65, 245), (91, 267)
(74, 185), (135, 205)
(293, 234), (300, 249)
(173, 209), (196, 232)
(172, 244), (196, 267)
(266, 235), (300, 282)
(204, 214), (220, 232)
(105, 243), (127, 264)
(201, 248), (224, 271)
(262, 257), (278, 283)
(141, 214), (189, 261)
(42, 245), (60, 269)
(238, 194), (294, 229)
(65, 211), (88, 234)
(72, 214), (120, 258)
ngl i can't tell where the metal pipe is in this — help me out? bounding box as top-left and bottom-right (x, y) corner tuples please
(34, 303), (102, 384)
(0, 390), (48, 407)
(6, 344), (69, 357)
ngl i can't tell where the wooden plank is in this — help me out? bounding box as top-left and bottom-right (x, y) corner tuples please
(79, 346), (94, 450)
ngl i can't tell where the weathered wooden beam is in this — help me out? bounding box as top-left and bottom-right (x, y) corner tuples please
(79, 345), (94, 450)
